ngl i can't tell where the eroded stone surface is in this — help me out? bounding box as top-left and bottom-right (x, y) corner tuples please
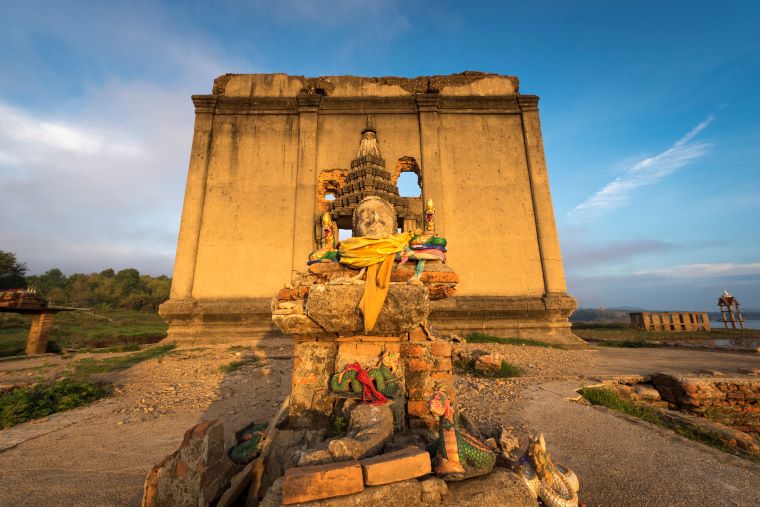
(442, 467), (537, 506)
(306, 284), (429, 335)
(142, 420), (235, 507)
(327, 404), (394, 461)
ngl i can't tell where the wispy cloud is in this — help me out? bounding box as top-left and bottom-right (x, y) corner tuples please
(563, 238), (674, 268)
(635, 262), (760, 279)
(569, 115), (715, 219)
(0, 102), (141, 158)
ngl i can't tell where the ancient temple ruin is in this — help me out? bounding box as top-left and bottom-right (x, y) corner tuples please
(160, 72), (579, 344)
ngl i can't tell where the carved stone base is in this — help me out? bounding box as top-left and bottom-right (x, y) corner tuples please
(429, 294), (583, 345)
(159, 293), (582, 346)
(158, 297), (280, 345)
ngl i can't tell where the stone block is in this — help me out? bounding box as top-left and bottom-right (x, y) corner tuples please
(475, 353), (505, 373)
(281, 461), (364, 504)
(360, 447), (431, 485)
(142, 419), (233, 507)
(306, 284), (430, 335)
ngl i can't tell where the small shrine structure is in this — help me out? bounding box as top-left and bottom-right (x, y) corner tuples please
(718, 290), (745, 330)
(0, 289), (74, 354)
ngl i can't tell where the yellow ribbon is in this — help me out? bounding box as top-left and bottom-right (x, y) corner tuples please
(339, 232), (411, 332)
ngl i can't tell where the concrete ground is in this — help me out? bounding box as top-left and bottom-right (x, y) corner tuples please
(0, 344), (758, 506)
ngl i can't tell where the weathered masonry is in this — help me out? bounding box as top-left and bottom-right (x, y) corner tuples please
(160, 72), (579, 344)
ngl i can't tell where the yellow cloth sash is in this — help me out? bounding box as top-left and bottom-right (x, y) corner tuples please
(339, 232), (411, 332)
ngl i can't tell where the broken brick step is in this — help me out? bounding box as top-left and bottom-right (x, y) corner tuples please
(360, 447), (432, 486)
(281, 461), (364, 505)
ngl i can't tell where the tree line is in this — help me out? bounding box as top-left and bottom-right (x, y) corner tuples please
(0, 251), (170, 312)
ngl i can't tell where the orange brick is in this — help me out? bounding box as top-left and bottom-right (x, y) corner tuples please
(293, 374), (318, 385)
(431, 372), (453, 381)
(420, 271), (459, 284)
(430, 285), (456, 300)
(430, 342), (451, 357)
(433, 358), (452, 372)
(402, 344), (426, 357)
(409, 325), (427, 342)
(282, 461), (364, 504)
(360, 447), (432, 485)
(407, 358), (432, 372)
(277, 287), (297, 300)
(407, 400), (429, 417)
(390, 269), (415, 282)
(340, 342), (383, 357)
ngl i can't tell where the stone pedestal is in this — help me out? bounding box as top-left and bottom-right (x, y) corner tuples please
(287, 328), (455, 432)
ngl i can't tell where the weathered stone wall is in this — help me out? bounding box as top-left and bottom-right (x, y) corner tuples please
(161, 72), (577, 344)
(651, 374), (760, 435)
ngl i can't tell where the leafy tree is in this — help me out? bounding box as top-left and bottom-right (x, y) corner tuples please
(0, 251), (27, 290)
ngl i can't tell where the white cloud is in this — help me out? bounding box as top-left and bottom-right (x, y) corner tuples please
(0, 102), (141, 158)
(568, 115), (714, 219)
(635, 262), (760, 279)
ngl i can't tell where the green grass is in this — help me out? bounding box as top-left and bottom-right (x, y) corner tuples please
(573, 324), (760, 344)
(595, 340), (658, 348)
(66, 344), (176, 379)
(0, 378), (111, 429)
(455, 356), (522, 378)
(220, 356), (259, 373)
(0, 339), (176, 429)
(571, 322), (630, 330)
(0, 310), (167, 357)
(579, 387), (736, 456)
(465, 332), (557, 348)
(77, 343), (143, 353)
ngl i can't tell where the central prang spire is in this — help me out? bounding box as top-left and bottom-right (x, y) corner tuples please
(328, 119), (414, 231)
(356, 116), (382, 159)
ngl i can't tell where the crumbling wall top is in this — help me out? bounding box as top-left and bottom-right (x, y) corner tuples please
(211, 71), (519, 98)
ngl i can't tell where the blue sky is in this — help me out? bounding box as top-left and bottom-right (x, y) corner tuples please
(0, 0), (758, 311)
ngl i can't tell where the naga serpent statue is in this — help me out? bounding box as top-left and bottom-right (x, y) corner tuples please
(330, 351), (399, 404)
(517, 433), (580, 507)
(428, 390), (495, 481)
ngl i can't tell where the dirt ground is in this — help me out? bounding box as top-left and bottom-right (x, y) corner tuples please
(1, 340), (759, 506)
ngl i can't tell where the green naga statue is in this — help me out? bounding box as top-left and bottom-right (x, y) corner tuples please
(428, 390), (496, 481)
(330, 351), (400, 404)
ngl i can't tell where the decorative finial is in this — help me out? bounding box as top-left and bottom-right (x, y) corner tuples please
(362, 115), (375, 134)
(357, 120), (381, 159)
(321, 212), (332, 227)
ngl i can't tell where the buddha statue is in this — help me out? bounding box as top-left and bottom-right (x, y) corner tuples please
(307, 213), (339, 264)
(352, 196), (396, 238)
(340, 197), (411, 332)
